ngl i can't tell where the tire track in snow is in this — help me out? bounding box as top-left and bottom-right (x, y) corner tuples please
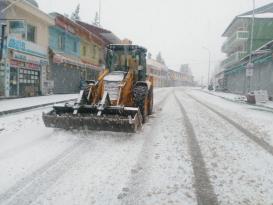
(187, 93), (273, 157)
(174, 93), (219, 205)
(0, 131), (57, 161)
(119, 91), (173, 205)
(0, 140), (90, 205)
(0, 89), (170, 205)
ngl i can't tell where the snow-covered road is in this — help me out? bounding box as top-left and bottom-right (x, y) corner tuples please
(0, 87), (273, 205)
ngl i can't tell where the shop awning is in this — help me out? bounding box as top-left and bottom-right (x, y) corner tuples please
(53, 53), (102, 71)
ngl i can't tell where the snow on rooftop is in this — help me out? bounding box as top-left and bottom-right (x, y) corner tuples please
(239, 12), (273, 19)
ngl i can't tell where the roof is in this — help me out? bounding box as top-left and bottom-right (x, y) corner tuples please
(77, 21), (120, 45)
(147, 59), (166, 71)
(239, 12), (273, 19)
(107, 44), (147, 53)
(49, 13), (105, 46)
(239, 3), (273, 16)
(25, 0), (38, 8)
(222, 2), (273, 37)
(7, 0), (54, 25)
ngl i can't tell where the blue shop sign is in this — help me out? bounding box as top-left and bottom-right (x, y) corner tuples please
(7, 36), (47, 59)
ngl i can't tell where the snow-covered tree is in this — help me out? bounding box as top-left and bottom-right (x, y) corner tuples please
(156, 52), (165, 65)
(71, 4), (80, 21)
(93, 12), (100, 26)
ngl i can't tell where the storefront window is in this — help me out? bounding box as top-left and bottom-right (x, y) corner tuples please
(27, 24), (36, 43)
(19, 68), (40, 96)
(9, 67), (18, 96)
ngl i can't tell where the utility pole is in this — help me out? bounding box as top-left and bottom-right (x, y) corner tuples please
(246, 0), (255, 92)
(99, 0), (102, 26)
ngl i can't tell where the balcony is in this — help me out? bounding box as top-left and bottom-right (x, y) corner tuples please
(221, 51), (247, 68)
(222, 31), (249, 53)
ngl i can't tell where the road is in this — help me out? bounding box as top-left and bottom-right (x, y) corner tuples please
(0, 87), (273, 205)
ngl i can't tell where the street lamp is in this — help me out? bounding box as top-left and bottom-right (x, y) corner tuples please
(202, 46), (211, 87)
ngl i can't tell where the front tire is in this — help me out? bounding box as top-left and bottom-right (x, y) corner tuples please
(133, 85), (148, 123)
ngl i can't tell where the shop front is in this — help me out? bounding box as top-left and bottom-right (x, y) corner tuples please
(50, 52), (101, 94)
(9, 58), (41, 97)
(6, 36), (48, 97)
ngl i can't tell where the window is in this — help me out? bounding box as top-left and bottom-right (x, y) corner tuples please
(9, 21), (25, 34)
(26, 24), (36, 43)
(92, 45), (97, 59)
(58, 34), (64, 50)
(83, 46), (86, 56)
(73, 41), (77, 53)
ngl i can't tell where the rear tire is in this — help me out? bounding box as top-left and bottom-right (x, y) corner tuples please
(133, 85), (148, 123)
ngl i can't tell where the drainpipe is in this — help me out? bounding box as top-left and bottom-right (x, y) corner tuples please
(0, 24), (6, 62)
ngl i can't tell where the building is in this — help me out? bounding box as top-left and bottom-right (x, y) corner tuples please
(0, 0), (54, 97)
(76, 21), (120, 46)
(221, 3), (273, 69)
(146, 58), (168, 87)
(220, 3), (273, 97)
(48, 13), (105, 94)
(167, 69), (194, 87)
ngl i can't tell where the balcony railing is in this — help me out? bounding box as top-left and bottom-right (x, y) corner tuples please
(222, 31), (249, 53)
(221, 51), (247, 68)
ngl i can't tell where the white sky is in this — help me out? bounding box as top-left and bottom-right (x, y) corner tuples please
(37, 0), (273, 81)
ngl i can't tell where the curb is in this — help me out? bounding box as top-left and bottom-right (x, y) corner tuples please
(199, 90), (273, 112)
(0, 98), (76, 116)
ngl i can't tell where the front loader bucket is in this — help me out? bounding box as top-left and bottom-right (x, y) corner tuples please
(42, 106), (142, 133)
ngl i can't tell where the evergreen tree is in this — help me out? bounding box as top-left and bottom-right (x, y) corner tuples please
(71, 4), (80, 21)
(156, 52), (165, 65)
(93, 12), (100, 26)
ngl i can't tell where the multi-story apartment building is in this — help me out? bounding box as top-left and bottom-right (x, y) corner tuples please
(0, 0), (54, 97)
(218, 3), (273, 96)
(221, 3), (273, 69)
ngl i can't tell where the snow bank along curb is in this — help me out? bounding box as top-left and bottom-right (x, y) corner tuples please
(199, 89), (273, 112)
(0, 98), (76, 116)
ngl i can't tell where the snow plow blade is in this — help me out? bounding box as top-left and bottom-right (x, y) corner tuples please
(42, 105), (142, 133)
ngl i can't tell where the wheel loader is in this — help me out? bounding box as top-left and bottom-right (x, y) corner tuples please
(42, 44), (153, 133)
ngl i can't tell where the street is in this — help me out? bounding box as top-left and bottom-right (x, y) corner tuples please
(1, 87), (273, 205)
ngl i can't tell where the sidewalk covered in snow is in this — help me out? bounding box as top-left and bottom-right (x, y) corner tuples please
(0, 94), (78, 113)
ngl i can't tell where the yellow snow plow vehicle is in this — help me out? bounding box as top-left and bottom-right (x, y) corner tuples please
(43, 44), (153, 132)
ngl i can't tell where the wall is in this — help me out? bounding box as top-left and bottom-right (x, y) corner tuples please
(247, 19), (273, 53)
(49, 26), (80, 57)
(6, 6), (52, 49)
(225, 56), (273, 97)
(80, 38), (101, 66)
